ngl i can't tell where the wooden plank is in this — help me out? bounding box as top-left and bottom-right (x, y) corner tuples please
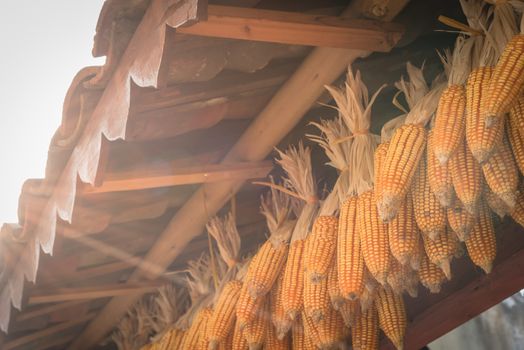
(380, 241), (524, 349)
(178, 5), (403, 51)
(28, 282), (163, 305)
(15, 300), (88, 323)
(71, 3), (410, 348)
(31, 333), (76, 350)
(83, 160), (273, 194)
(3, 313), (95, 350)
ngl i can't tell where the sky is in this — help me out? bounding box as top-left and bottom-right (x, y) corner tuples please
(0, 1), (105, 224)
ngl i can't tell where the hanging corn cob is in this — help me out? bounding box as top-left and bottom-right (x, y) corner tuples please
(303, 263), (331, 323)
(265, 317), (290, 350)
(181, 307), (213, 350)
(236, 285), (264, 331)
(378, 64), (445, 221)
(418, 246), (448, 293)
(450, 139), (483, 215)
(389, 192), (420, 269)
(387, 258), (418, 298)
(303, 307), (347, 350)
(352, 305), (379, 350)
(508, 94), (524, 174)
(433, 36), (472, 164)
(327, 259), (345, 311)
(243, 182), (294, 299)
(422, 227), (458, 279)
(375, 286), (407, 350)
(465, 202), (497, 273)
(270, 273), (291, 340)
(292, 316), (316, 350)
(304, 214), (338, 283)
(339, 298), (361, 328)
(485, 186), (511, 219)
(413, 155), (447, 240)
(243, 299), (269, 349)
(447, 200), (476, 241)
(280, 239), (305, 322)
(427, 130), (455, 206)
(360, 269), (379, 313)
(482, 1), (522, 127)
(232, 320), (248, 350)
(207, 280), (242, 349)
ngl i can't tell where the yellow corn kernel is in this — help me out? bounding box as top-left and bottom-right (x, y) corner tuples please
(418, 250), (447, 293)
(375, 286), (406, 350)
(281, 239), (305, 321)
(305, 215), (338, 283)
(422, 228), (458, 279)
(447, 201), (475, 241)
(413, 156), (447, 240)
(388, 195), (420, 268)
(315, 306), (348, 350)
(302, 311), (321, 347)
(265, 318), (290, 350)
(270, 273), (291, 340)
(466, 66), (504, 163)
(482, 137), (519, 209)
(374, 141), (390, 206)
(433, 84), (467, 164)
(387, 258), (418, 298)
(352, 305), (379, 350)
(358, 190), (392, 285)
(303, 270), (330, 323)
(327, 260), (344, 311)
(337, 196), (365, 300)
(465, 203), (497, 274)
(378, 123), (427, 222)
(508, 94), (524, 174)
(232, 321), (248, 350)
(338, 298), (361, 328)
(243, 300), (268, 350)
(208, 280), (242, 349)
(427, 130), (455, 206)
(244, 240), (288, 299)
(450, 140), (483, 215)
(236, 285), (263, 330)
(484, 35), (524, 126)
(182, 307), (213, 350)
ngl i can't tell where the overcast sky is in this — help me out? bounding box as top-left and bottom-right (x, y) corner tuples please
(0, 1), (105, 224)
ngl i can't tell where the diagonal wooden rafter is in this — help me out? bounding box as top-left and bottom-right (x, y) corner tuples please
(70, 1), (410, 348)
(177, 5), (404, 51)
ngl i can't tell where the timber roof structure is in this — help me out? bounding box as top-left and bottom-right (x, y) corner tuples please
(1, 0), (524, 349)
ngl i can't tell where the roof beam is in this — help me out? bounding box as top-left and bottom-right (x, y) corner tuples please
(28, 282), (163, 305)
(83, 160), (273, 194)
(15, 301), (87, 323)
(71, 2), (409, 348)
(3, 313), (95, 350)
(178, 5), (403, 51)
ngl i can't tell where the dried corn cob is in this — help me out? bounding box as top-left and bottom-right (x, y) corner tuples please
(327, 261), (344, 311)
(315, 306), (348, 350)
(422, 228), (458, 279)
(243, 300), (268, 350)
(270, 273), (291, 340)
(358, 190), (391, 285)
(218, 332), (233, 350)
(208, 280), (242, 349)
(418, 249), (447, 293)
(304, 215), (338, 283)
(447, 201), (475, 241)
(465, 203), (497, 274)
(508, 95), (524, 174)
(433, 84), (467, 164)
(482, 137), (519, 209)
(466, 67), (505, 163)
(292, 317), (316, 350)
(352, 305), (379, 350)
(236, 286), (264, 330)
(413, 156), (447, 240)
(360, 270), (378, 313)
(375, 286), (406, 350)
(485, 186), (511, 219)
(338, 299), (361, 328)
(450, 139), (483, 215)
(198, 309), (213, 350)
(164, 328), (186, 350)
(302, 311), (321, 347)
(378, 123), (427, 222)
(232, 321), (248, 350)
(387, 258), (418, 298)
(427, 130), (455, 206)
(374, 141), (390, 206)
(181, 307), (213, 350)
(388, 196), (420, 268)
(281, 239), (305, 321)
(265, 319), (290, 350)
(303, 269), (330, 323)
(337, 196), (365, 300)
(484, 35), (524, 127)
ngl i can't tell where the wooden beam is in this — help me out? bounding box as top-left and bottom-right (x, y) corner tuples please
(28, 282), (163, 305)
(83, 160), (273, 194)
(381, 246), (524, 350)
(31, 334), (76, 350)
(15, 300), (87, 323)
(71, 3), (410, 348)
(3, 313), (95, 350)
(178, 5), (403, 51)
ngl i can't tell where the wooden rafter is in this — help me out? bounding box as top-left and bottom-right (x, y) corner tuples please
(71, 2), (410, 348)
(15, 300), (87, 323)
(178, 5), (404, 51)
(83, 160), (273, 194)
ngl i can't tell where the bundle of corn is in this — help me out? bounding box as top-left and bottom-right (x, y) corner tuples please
(351, 305), (379, 350)
(433, 35), (473, 164)
(483, 1), (523, 127)
(378, 63), (445, 222)
(450, 139), (483, 215)
(375, 286), (407, 350)
(413, 153), (447, 240)
(465, 202), (497, 273)
(508, 95), (524, 174)
(276, 144), (318, 322)
(418, 247), (448, 293)
(427, 130), (455, 207)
